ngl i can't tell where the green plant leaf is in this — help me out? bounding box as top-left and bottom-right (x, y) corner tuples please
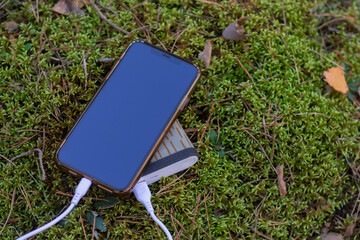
(0, 52), (6, 57)
(348, 80), (360, 94)
(93, 196), (119, 209)
(209, 129), (222, 146)
(24, 43), (32, 52)
(344, 61), (351, 76)
(86, 211), (107, 232)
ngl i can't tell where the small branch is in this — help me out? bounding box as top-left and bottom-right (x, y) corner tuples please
(0, 188), (16, 235)
(0, 154), (16, 167)
(10, 148), (46, 181)
(96, 0), (118, 16)
(88, 0), (130, 35)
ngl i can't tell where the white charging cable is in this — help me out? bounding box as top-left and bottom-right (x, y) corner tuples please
(132, 181), (173, 240)
(17, 178), (92, 240)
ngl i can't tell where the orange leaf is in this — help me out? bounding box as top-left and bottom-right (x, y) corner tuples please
(323, 67), (348, 94)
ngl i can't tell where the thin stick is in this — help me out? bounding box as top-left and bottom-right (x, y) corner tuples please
(242, 129), (276, 173)
(171, 27), (189, 53)
(318, 17), (348, 29)
(234, 54), (267, 102)
(292, 51), (301, 84)
(0, 188), (16, 235)
(307, 48), (344, 69)
(249, 227), (274, 240)
(10, 148), (46, 181)
(204, 187), (212, 239)
(282, 0), (286, 29)
(0, 154), (16, 167)
(190, 98), (231, 109)
(80, 215), (88, 240)
(294, 112), (332, 119)
(156, 4), (161, 29)
(197, 0), (226, 10)
(88, 0), (130, 35)
(198, 103), (215, 149)
(96, 0), (118, 16)
(0, 0), (10, 10)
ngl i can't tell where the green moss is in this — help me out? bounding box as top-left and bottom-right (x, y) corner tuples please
(0, 0), (359, 239)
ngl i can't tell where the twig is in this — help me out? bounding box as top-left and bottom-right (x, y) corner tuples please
(0, 0), (10, 10)
(253, 193), (268, 239)
(80, 215), (88, 240)
(204, 187), (212, 240)
(190, 98), (231, 109)
(10, 148), (46, 181)
(198, 103), (215, 149)
(234, 54), (267, 103)
(249, 226), (274, 240)
(282, 0), (287, 29)
(0, 188), (16, 235)
(292, 51), (301, 84)
(242, 129), (277, 173)
(156, 4), (161, 29)
(171, 27), (189, 53)
(0, 154), (16, 167)
(197, 0), (226, 10)
(96, 0), (118, 16)
(307, 48), (344, 69)
(88, 0), (130, 35)
(294, 112), (332, 119)
(318, 17), (349, 29)
(55, 190), (105, 201)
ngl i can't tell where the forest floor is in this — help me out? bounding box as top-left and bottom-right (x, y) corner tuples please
(1, 0), (360, 239)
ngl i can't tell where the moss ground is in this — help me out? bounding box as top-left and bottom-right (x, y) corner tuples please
(1, 0), (360, 239)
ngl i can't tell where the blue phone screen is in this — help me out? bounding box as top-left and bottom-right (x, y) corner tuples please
(57, 41), (199, 191)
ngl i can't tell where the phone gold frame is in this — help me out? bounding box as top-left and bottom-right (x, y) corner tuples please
(55, 39), (201, 194)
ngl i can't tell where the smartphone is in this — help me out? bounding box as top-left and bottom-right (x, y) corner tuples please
(56, 40), (200, 193)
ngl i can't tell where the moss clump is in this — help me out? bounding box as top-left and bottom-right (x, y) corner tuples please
(0, 0), (359, 239)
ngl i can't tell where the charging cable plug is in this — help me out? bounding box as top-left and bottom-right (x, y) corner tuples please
(132, 181), (173, 240)
(17, 177), (92, 240)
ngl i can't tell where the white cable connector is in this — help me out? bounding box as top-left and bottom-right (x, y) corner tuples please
(132, 181), (173, 240)
(17, 177), (92, 240)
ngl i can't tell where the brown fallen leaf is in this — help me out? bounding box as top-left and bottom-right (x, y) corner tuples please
(321, 232), (343, 240)
(198, 40), (212, 69)
(276, 165), (287, 197)
(222, 16), (251, 41)
(3, 21), (19, 33)
(323, 67), (348, 94)
(344, 222), (355, 237)
(52, 0), (84, 16)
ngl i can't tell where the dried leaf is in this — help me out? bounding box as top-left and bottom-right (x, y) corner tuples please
(52, 0), (84, 16)
(222, 16), (251, 41)
(344, 223), (355, 237)
(276, 165), (287, 197)
(323, 67), (349, 94)
(198, 40), (212, 69)
(321, 232), (343, 240)
(3, 21), (19, 33)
